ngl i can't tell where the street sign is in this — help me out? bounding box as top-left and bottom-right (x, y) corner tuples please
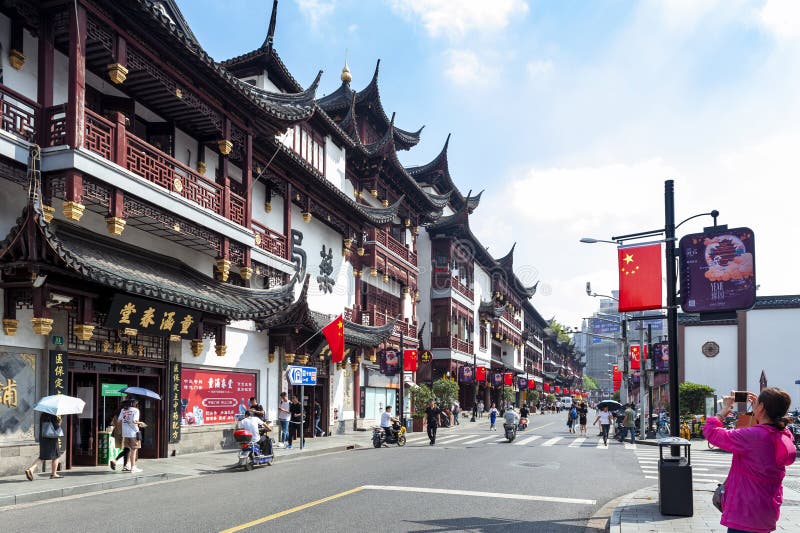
(101, 383), (127, 397)
(287, 365), (317, 386)
(52, 335), (64, 346)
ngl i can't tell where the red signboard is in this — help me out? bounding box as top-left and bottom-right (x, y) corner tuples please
(403, 349), (418, 371)
(504, 372), (513, 386)
(181, 368), (256, 426)
(476, 367), (487, 382)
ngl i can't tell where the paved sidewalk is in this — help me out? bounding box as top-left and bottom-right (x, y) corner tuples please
(0, 431), (374, 508)
(610, 480), (800, 532)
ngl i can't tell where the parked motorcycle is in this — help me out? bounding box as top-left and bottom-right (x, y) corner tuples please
(787, 411), (800, 451)
(234, 428), (274, 470)
(503, 423), (517, 442)
(372, 421), (407, 448)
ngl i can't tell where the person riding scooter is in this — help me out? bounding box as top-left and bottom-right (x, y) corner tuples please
(241, 410), (272, 455)
(503, 405), (520, 427)
(519, 404), (529, 430)
(380, 406), (400, 444)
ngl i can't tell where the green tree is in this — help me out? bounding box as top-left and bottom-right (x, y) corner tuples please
(527, 390), (540, 406)
(432, 378), (459, 408)
(583, 375), (600, 391)
(546, 393), (556, 404)
(679, 382), (715, 415)
(409, 384), (434, 418)
(502, 386), (515, 404)
(547, 319), (575, 345)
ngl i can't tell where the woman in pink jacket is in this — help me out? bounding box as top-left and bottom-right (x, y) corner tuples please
(703, 387), (796, 533)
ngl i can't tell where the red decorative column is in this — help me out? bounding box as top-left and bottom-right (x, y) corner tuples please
(216, 237), (231, 282)
(65, 3), (86, 149)
(243, 132), (253, 229)
(283, 182), (292, 261)
(107, 33), (128, 84)
(37, 13), (54, 146)
(105, 188), (125, 235)
(63, 170), (84, 221)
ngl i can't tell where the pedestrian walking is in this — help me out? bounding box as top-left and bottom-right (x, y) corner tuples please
(24, 412), (63, 480)
(704, 388), (796, 533)
(109, 400), (130, 471)
(488, 403), (498, 430)
(119, 399), (143, 472)
(425, 399), (440, 445)
(568, 405), (578, 434)
(286, 395), (303, 449)
(578, 402), (588, 436)
(478, 400), (485, 419)
(277, 392), (290, 445)
(621, 404), (636, 444)
(593, 405), (613, 446)
(452, 401), (460, 425)
(313, 401), (323, 436)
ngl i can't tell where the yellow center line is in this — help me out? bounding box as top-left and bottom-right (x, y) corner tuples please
(219, 486), (365, 533)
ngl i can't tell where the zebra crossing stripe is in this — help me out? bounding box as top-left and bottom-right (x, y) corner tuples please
(597, 440), (609, 449)
(542, 437), (562, 447)
(463, 435), (497, 445)
(513, 435), (542, 446)
(436, 435), (475, 444)
(569, 438), (586, 447)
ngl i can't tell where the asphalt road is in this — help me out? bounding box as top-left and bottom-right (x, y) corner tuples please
(1, 416), (652, 532)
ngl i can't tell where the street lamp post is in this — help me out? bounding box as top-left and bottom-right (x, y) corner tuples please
(470, 349), (477, 422)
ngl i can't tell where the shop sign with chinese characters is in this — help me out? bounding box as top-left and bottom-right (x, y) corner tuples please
(105, 294), (201, 338)
(49, 351), (68, 396)
(180, 368), (255, 426)
(168, 362), (181, 443)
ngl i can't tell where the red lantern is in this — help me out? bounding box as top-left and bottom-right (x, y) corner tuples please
(503, 372), (513, 386)
(476, 367), (487, 382)
(528, 379), (535, 390)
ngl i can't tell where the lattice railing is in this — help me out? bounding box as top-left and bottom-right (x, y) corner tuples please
(0, 84), (39, 143)
(229, 190), (246, 226)
(46, 105), (66, 146)
(451, 276), (475, 301)
(252, 221), (287, 258)
(368, 227), (417, 265)
(84, 109), (114, 160)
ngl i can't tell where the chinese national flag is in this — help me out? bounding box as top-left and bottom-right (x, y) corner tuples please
(403, 349), (418, 371)
(476, 367), (487, 382)
(618, 243), (662, 312)
(629, 345), (647, 370)
(504, 372), (513, 386)
(322, 314), (345, 363)
(544, 383), (550, 392)
(528, 379), (535, 390)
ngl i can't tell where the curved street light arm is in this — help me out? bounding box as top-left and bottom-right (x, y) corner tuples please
(675, 210), (720, 230)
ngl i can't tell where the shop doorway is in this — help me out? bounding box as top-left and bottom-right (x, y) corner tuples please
(68, 362), (164, 467)
(290, 382), (329, 438)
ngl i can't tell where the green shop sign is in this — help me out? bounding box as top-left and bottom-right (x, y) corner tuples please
(101, 383), (127, 397)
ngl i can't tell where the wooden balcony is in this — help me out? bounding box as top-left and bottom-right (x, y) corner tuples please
(501, 309), (522, 329)
(252, 221), (287, 259)
(43, 108), (248, 228)
(0, 84), (40, 144)
(366, 227), (418, 266)
(431, 335), (474, 354)
(349, 307), (417, 339)
(432, 272), (474, 301)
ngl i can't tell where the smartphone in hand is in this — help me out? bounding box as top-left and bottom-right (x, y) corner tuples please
(734, 391), (748, 403)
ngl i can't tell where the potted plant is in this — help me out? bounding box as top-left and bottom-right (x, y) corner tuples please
(409, 384), (433, 432)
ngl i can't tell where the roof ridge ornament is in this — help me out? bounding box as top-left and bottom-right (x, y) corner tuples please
(264, 0), (279, 50)
(341, 49), (352, 83)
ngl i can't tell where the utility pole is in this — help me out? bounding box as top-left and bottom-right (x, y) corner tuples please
(399, 332), (405, 429)
(665, 180), (680, 439)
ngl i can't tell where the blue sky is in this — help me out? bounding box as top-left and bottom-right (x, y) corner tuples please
(178, 0), (800, 327)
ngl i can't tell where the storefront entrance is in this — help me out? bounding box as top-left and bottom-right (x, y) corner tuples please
(290, 381), (329, 438)
(68, 360), (164, 467)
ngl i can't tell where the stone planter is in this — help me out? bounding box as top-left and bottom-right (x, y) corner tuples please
(412, 417), (425, 433)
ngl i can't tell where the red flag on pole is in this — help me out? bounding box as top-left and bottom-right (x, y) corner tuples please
(618, 243), (663, 312)
(322, 314), (344, 363)
(476, 367), (487, 382)
(528, 379), (535, 390)
(504, 372), (513, 386)
(403, 349), (418, 371)
(629, 345), (647, 370)
(544, 383), (550, 392)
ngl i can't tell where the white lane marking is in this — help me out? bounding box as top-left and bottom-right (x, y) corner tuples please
(514, 435), (542, 446)
(624, 443), (637, 450)
(528, 422), (554, 432)
(597, 440), (609, 449)
(542, 437), (562, 447)
(463, 435), (497, 445)
(436, 435), (475, 444)
(361, 485), (596, 505)
(569, 438), (586, 448)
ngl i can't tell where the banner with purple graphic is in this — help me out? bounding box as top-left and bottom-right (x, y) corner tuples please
(380, 349), (399, 376)
(679, 227), (756, 313)
(458, 366), (474, 383)
(654, 342), (669, 372)
(492, 373), (503, 387)
(517, 376), (528, 390)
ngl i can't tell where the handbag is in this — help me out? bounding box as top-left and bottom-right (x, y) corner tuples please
(712, 479), (726, 512)
(42, 421), (64, 439)
(135, 431), (142, 441)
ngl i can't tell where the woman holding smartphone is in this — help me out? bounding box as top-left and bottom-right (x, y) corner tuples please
(704, 388), (796, 533)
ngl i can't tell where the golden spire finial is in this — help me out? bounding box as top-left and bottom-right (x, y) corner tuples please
(341, 49), (352, 83)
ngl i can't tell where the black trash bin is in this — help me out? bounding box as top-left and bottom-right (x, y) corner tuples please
(658, 437), (693, 516)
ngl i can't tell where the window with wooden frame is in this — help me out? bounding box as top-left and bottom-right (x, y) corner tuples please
(290, 124), (325, 174)
(479, 323), (488, 350)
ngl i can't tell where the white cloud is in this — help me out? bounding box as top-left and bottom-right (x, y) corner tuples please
(757, 0), (800, 40)
(443, 49), (498, 87)
(526, 59), (554, 79)
(387, 0), (528, 40)
(294, 0), (336, 29)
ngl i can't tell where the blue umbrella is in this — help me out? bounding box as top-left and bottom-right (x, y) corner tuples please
(120, 386), (161, 400)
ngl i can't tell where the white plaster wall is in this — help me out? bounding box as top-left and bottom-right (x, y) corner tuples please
(134, 101), (165, 124)
(291, 204), (351, 315)
(683, 324), (738, 397)
(174, 128), (198, 168)
(85, 68), (127, 99)
(746, 308), (800, 402)
(0, 16), (38, 101)
(0, 296), (47, 350)
(416, 230), (432, 348)
(474, 263), (492, 361)
(250, 182), (284, 232)
(53, 50), (68, 105)
(0, 178), (26, 234)
(324, 137), (345, 191)
(179, 322), (275, 421)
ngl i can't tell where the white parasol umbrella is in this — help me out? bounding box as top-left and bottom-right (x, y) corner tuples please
(34, 394), (86, 416)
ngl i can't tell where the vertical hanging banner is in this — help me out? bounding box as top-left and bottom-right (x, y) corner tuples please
(48, 350), (68, 454)
(458, 366), (473, 382)
(503, 373), (513, 386)
(403, 349), (418, 372)
(528, 379), (535, 390)
(492, 373), (503, 387)
(475, 367), (487, 382)
(629, 345), (647, 370)
(544, 383), (551, 392)
(517, 376), (528, 390)
(679, 228), (756, 313)
(168, 361), (181, 443)
(618, 243), (663, 312)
